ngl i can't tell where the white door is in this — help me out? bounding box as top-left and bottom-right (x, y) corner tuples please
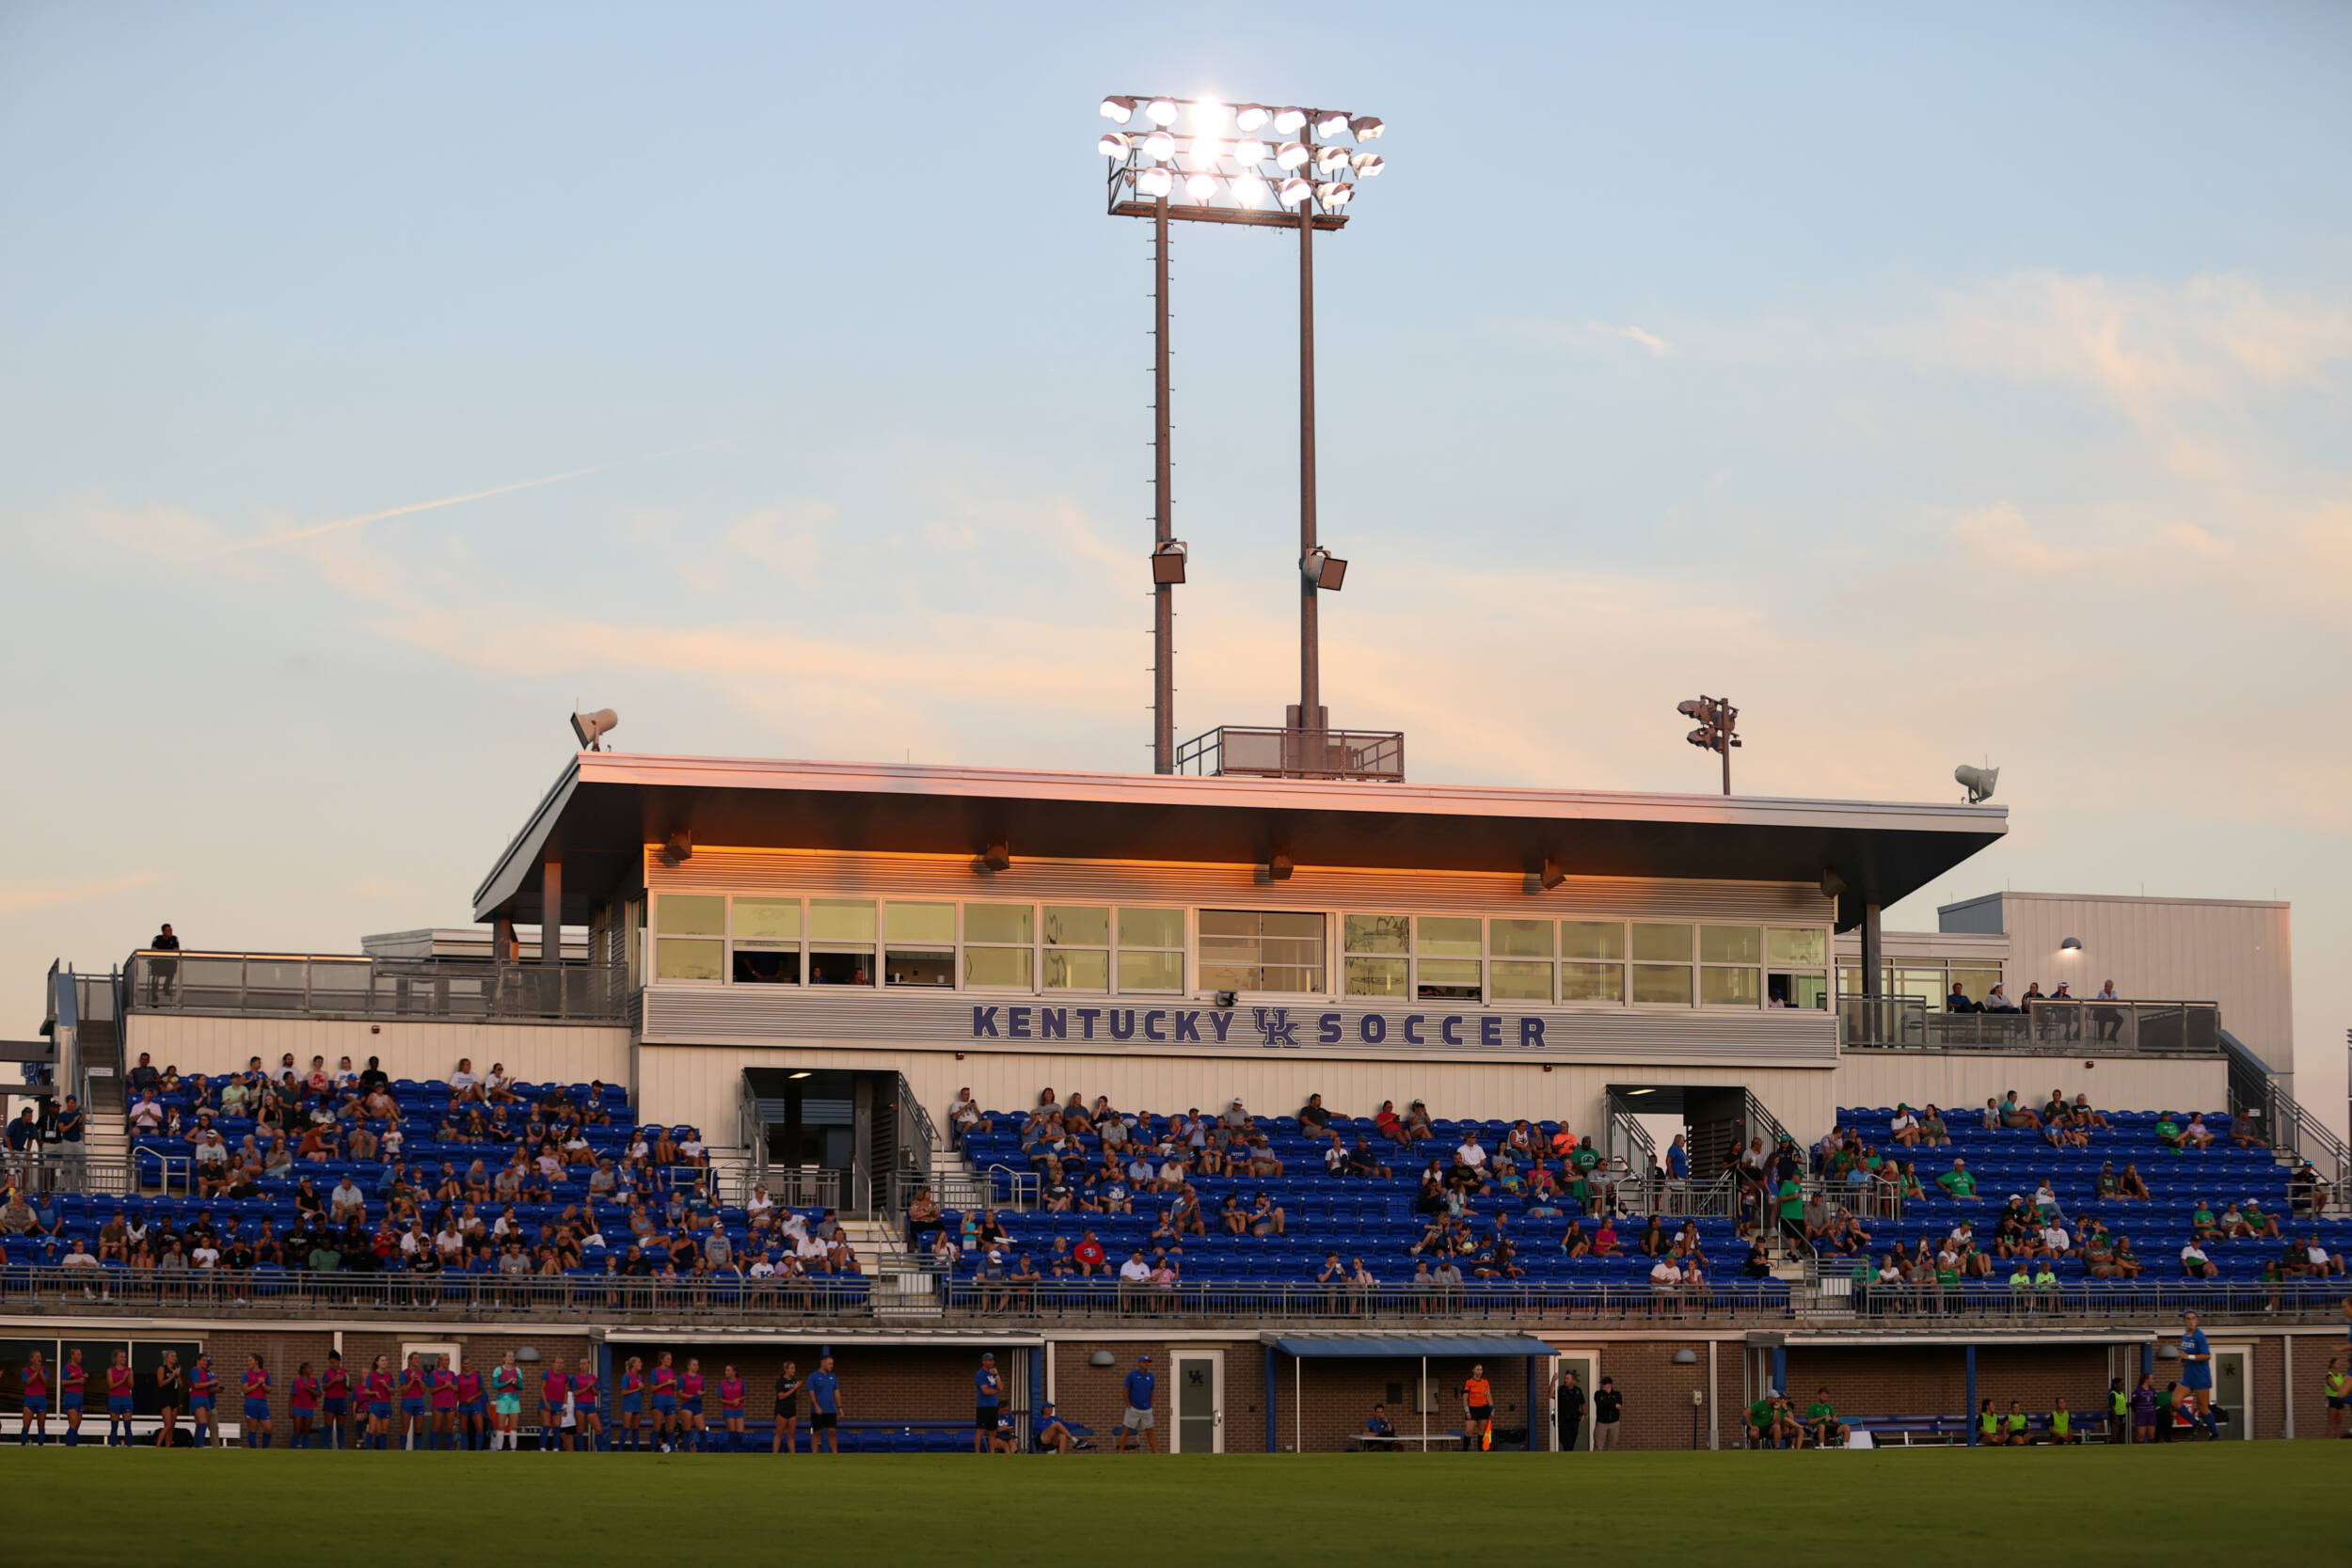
(2213, 1344), (2252, 1439)
(1171, 1351), (1224, 1453)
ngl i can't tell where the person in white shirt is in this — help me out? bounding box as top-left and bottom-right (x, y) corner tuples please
(1454, 1135), (1488, 1172)
(1649, 1258), (1682, 1291)
(330, 1178), (366, 1224)
(680, 1131), (707, 1164)
(2040, 1223), (2071, 1256)
(2095, 980), (2120, 1002)
(1890, 1106), (1920, 1145)
(435, 1225), (465, 1263)
(130, 1093), (165, 1132)
(334, 1056), (358, 1089)
(2180, 1241), (2217, 1278)
(191, 1243), (220, 1271)
(1119, 1251), (1153, 1288)
(448, 1059), (482, 1101)
(746, 1186), (774, 1224)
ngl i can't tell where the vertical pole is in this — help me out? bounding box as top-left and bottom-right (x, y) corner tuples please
(1861, 903), (1883, 1000)
(1721, 733), (1731, 796)
(539, 858), (562, 966)
(1707, 1339), (1719, 1449)
(1965, 1344), (1979, 1446)
(2281, 1334), (2294, 1440)
(1264, 1345), (1278, 1453)
(1526, 1358), (1541, 1451)
(1295, 1356), (1302, 1454)
(1296, 197), (1319, 737)
(1152, 195), (1175, 773)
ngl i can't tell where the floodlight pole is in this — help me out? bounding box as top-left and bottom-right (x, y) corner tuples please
(1152, 195), (1175, 774)
(1296, 198), (1321, 738)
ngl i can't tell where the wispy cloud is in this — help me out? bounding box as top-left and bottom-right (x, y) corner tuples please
(217, 462), (620, 556)
(1589, 322), (1675, 357)
(0, 871), (164, 915)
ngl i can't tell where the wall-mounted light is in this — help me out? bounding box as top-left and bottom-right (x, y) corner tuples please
(1671, 1349), (1699, 1366)
(2060, 937), (2083, 953)
(1089, 1350), (1117, 1367)
(1255, 853), (1295, 883)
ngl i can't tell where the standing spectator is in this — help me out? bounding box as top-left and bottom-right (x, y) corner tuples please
(806, 1354), (841, 1453)
(1558, 1368), (1586, 1452)
(973, 1353), (1003, 1454)
(1591, 1375), (1624, 1450)
(771, 1361), (802, 1455)
(2322, 1356), (2348, 1441)
(147, 924), (181, 1003)
(1115, 1353), (1157, 1453)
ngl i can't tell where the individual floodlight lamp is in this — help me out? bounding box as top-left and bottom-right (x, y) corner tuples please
(1143, 97), (1179, 125)
(1313, 108), (1350, 137)
(1101, 96), (1137, 124)
(1303, 546), (1346, 590)
(1152, 539), (1189, 584)
(1272, 105), (1308, 133)
(1099, 132), (1133, 159)
(1349, 115), (1384, 141)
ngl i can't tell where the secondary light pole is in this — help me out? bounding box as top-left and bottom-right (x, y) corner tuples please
(1098, 95), (1387, 767)
(1677, 695), (1740, 794)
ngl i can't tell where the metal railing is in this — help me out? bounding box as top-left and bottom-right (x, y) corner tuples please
(1174, 725), (1406, 782)
(1841, 997), (2222, 1056)
(744, 1166), (844, 1211)
(124, 951), (629, 1024)
(893, 1165), (1035, 1217)
(1, 1151), (173, 1196)
(1804, 1276), (2351, 1324)
(2225, 1032), (2350, 1208)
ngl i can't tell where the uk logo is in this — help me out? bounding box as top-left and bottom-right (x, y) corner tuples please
(1252, 1007), (1300, 1048)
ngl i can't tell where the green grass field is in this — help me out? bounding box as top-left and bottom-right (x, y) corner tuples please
(3, 1446), (2343, 1565)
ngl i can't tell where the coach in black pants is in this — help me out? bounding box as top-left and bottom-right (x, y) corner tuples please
(1558, 1370), (1586, 1451)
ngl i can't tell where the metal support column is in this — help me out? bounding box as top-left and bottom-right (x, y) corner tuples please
(1860, 903), (1883, 998)
(1029, 1345), (1046, 1448)
(595, 1340), (613, 1451)
(1152, 195), (1175, 773)
(1295, 198), (1319, 733)
(1965, 1344), (1979, 1446)
(1771, 1345), (1787, 1401)
(1526, 1358), (1542, 1450)
(539, 859), (562, 966)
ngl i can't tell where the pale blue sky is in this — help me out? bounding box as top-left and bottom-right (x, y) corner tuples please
(4, 4), (2348, 1100)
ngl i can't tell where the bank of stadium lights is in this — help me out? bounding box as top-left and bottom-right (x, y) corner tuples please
(1677, 695), (1740, 795)
(1100, 93), (1391, 775)
(1099, 95), (1386, 224)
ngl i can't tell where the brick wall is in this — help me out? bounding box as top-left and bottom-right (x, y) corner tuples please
(1782, 1343), (2110, 1431)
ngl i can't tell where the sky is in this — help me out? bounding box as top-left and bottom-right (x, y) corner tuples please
(3, 3), (2347, 1101)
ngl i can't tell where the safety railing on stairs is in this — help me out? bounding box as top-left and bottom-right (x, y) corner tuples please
(2225, 1032), (2349, 1212)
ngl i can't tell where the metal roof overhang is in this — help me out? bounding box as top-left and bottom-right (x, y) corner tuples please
(1264, 1333), (1560, 1358)
(475, 753), (2006, 932)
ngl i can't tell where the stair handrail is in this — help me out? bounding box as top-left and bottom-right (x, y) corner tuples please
(2225, 1030), (2350, 1208)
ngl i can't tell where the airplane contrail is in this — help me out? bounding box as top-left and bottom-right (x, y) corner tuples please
(216, 443), (718, 556)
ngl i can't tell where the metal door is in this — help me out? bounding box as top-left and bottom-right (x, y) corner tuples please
(2213, 1346), (2251, 1439)
(1172, 1351), (1223, 1453)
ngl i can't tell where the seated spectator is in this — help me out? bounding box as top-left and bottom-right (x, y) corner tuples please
(2069, 1094), (2111, 1130)
(2181, 1115), (2215, 1150)
(1889, 1104), (1920, 1146)
(448, 1058), (484, 1103)
(1918, 1105), (1950, 1147)
(1804, 1388), (1849, 1448)
(1945, 982), (1977, 1014)
(2179, 1239), (2217, 1279)
(1936, 1158), (1979, 1201)
(1999, 1091), (2042, 1130)
(1362, 1403), (1395, 1445)
(2154, 1113), (2185, 1151)
(1297, 1093), (1333, 1132)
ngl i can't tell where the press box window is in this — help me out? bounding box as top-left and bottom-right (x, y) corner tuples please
(1043, 906), (1111, 991)
(882, 902), (955, 988)
(655, 895), (724, 983)
(808, 899), (876, 986)
(1700, 925), (1761, 1007)
(1559, 921), (1626, 1004)
(1415, 916), (1482, 1002)
(963, 903), (1035, 989)
(1116, 907), (1186, 993)
(1343, 914), (1410, 999)
(731, 896), (802, 985)
(1630, 923), (1692, 1006)
(1766, 927), (1829, 1010)
(1200, 910), (1323, 994)
(1488, 919), (1553, 1004)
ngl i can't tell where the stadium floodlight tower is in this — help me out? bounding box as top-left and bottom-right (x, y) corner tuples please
(1097, 94), (1389, 772)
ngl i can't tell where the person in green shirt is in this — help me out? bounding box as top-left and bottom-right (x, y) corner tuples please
(1776, 1178), (1804, 1248)
(2191, 1200), (2219, 1239)
(1937, 1158), (1978, 1200)
(2031, 1261), (2059, 1304)
(2155, 1115), (2184, 1151)
(2004, 1400), (2030, 1443)
(2048, 1397), (2079, 1445)
(2106, 1378), (2131, 1445)
(2324, 1355), (2349, 1441)
(2007, 1263), (2031, 1290)
(1804, 1387), (1849, 1448)
(1978, 1397), (2003, 1446)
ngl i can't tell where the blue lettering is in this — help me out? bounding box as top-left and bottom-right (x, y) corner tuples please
(1041, 1007), (1068, 1040)
(1143, 1010), (1168, 1041)
(1404, 1014), (1425, 1045)
(1359, 1013), (1387, 1045)
(1172, 1010), (1201, 1042)
(1319, 1012), (1343, 1044)
(1075, 1008), (1102, 1039)
(1207, 1010), (1235, 1043)
(1109, 1009), (1137, 1040)
(1441, 1015), (1464, 1046)
(971, 1006), (1000, 1037)
(1008, 1007), (1031, 1039)
(1480, 1016), (1502, 1047)
(1518, 1016), (1546, 1048)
